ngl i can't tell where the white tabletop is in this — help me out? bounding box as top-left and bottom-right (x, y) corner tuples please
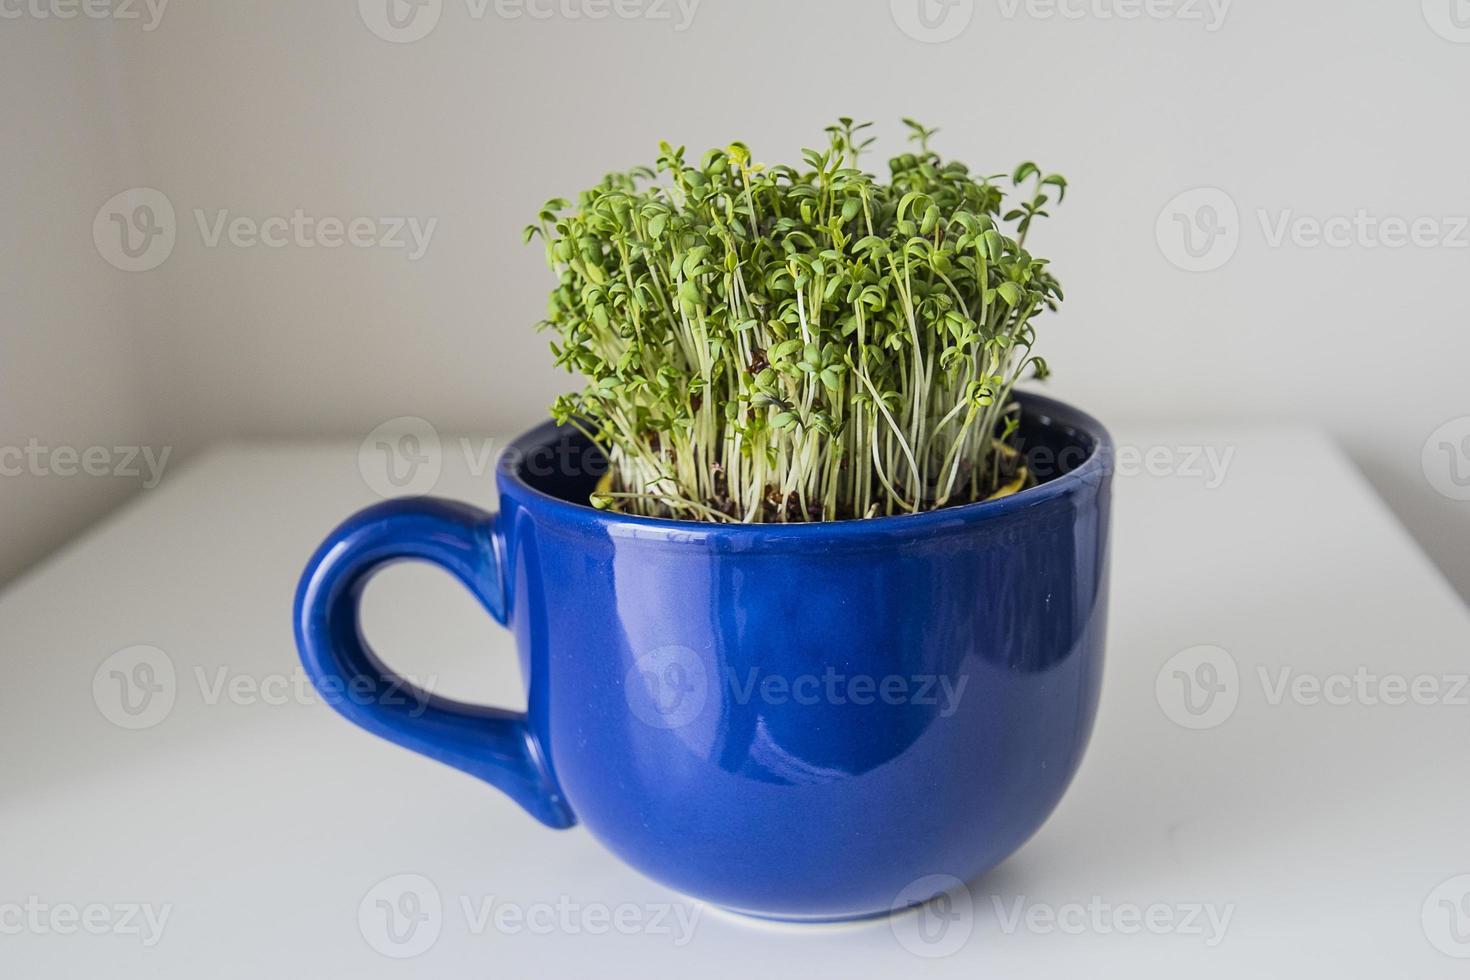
(3, 426), (1468, 978)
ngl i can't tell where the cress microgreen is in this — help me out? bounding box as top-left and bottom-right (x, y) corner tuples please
(526, 119), (1066, 522)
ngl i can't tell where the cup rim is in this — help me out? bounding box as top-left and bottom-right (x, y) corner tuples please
(497, 390), (1113, 542)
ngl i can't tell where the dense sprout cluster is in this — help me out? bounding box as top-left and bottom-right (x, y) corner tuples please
(526, 120), (1066, 522)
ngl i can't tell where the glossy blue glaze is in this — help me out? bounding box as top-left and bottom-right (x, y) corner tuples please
(294, 391), (1113, 921)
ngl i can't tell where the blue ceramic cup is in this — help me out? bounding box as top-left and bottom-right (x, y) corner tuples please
(295, 391), (1112, 921)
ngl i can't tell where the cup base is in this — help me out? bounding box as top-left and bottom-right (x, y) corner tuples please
(698, 900), (902, 929)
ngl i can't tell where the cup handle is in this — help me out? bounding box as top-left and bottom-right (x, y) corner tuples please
(293, 497), (575, 829)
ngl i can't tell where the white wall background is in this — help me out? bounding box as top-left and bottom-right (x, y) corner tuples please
(1, 24), (152, 585)
(3, 0), (1469, 597)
